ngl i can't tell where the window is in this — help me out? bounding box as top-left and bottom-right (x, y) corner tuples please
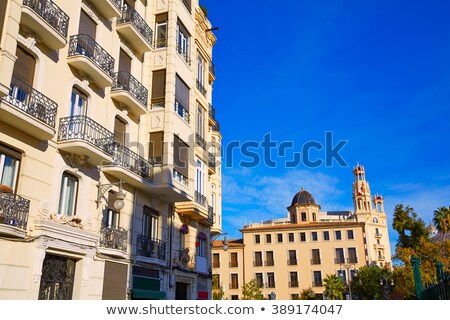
(348, 248), (357, 263)
(13, 46), (36, 86)
(311, 249), (321, 265)
(230, 274), (239, 289)
(196, 105), (204, 138)
(347, 230), (354, 240)
(288, 233), (294, 242)
(149, 131), (163, 164)
(70, 88), (87, 117)
(179, 230), (186, 250)
(175, 75), (190, 122)
(290, 272), (299, 287)
(155, 13), (167, 48)
(254, 251), (262, 267)
(335, 248), (345, 264)
(323, 231), (330, 241)
(311, 231), (318, 241)
(300, 232), (306, 242)
(255, 273), (264, 288)
(231, 295), (239, 300)
(266, 251), (274, 266)
(267, 272), (275, 288)
(143, 207), (159, 240)
(197, 235), (206, 258)
(114, 117), (127, 145)
(118, 49), (132, 73)
(0, 145), (21, 191)
(335, 230), (342, 240)
(79, 10), (96, 40)
(288, 250), (297, 265)
(58, 172), (78, 216)
(212, 253), (220, 268)
(176, 21), (190, 63)
(313, 271), (322, 287)
(255, 234), (260, 244)
(266, 234), (272, 243)
(197, 53), (205, 86)
(312, 212), (317, 221)
(195, 157), (206, 197)
(230, 252), (238, 268)
(103, 191), (120, 228)
(277, 233), (283, 243)
(173, 135), (189, 180)
(151, 69), (166, 107)
(291, 293), (300, 300)
(301, 212), (307, 221)
(290, 213), (297, 223)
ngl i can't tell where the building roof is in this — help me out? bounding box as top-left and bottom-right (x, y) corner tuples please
(240, 221), (365, 232)
(291, 188), (318, 206)
(212, 239), (244, 248)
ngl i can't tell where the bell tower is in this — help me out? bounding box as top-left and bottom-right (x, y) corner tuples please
(352, 163), (372, 214)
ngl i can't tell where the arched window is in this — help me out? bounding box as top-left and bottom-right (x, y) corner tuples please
(58, 172), (79, 216)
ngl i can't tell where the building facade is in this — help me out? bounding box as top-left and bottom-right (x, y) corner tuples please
(0, 0), (221, 300)
(212, 165), (391, 300)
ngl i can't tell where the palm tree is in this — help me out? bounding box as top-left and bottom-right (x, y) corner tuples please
(433, 206), (450, 240)
(324, 274), (346, 300)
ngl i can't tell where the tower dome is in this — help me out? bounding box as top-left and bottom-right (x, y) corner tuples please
(291, 188), (317, 206)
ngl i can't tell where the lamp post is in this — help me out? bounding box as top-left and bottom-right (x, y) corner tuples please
(211, 232), (229, 251)
(380, 276), (394, 300)
(339, 263), (356, 300)
(269, 291), (276, 300)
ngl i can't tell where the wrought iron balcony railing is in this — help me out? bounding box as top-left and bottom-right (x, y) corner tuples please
(211, 121), (220, 132)
(136, 234), (166, 261)
(209, 62), (216, 77)
(207, 205), (214, 224)
(208, 153), (216, 169)
(110, 142), (152, 181)
(174, 100), (189, 123)
(117, 5), (153, 47)
(287, 259), (298, 266)
(208, 103), (216, 121)
(196, 79), (207, 96)
(109, 0), (122, 10)
(0, 192), (30, 230)
(195, 133), (206, 149)
(4, 76), (57, 128)
(289, 281), (299, 288)
(23, 0), (69, 37)
(99, 226), (128, 251)
(266, 282), (276, 288)
(195, 191), (206, 207)
(335, 257), (345, 264)
(253, 260), (263, 267)
(265, 260), (275, 266)
(310, 258), (321, 265)
(312, 280), (323, 287)
(347, 257), (358, 264)
(68, 34), (115, 77)
(176, 43), (191, 65)
(112, 71), (148, 108)
(57, 115), (114, 154)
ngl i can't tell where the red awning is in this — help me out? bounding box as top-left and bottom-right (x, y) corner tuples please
(180, 224), (189, 234)
(197, 291), (209, 300)
(197, 232), (207, 240)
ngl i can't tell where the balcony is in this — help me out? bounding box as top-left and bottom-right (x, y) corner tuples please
(90, 0), (122, 19)
(206, 205), (214, 225)
(265, 260), (275, 267)
(136, 235), (166, 261)
(111, 72), (148, 116)
(57, 115), (113, 165)
(0, 192), (30, 237)
(253, 260), (263, 267)
(211, 121), (220, 132)
(116, 5), (153, 54)
(67, 34), (114, 88)
(99, 226), (128, 258)
(287, 259), (298, 266)
(229, 261), (238, 268)
(176, 43), (191, 65)
(195, 191), (206, 207)
(289, 281), (299, 288)
(1, 77), (57, 140)
(347, 257), (358, 264)
(208, 104), (216, 123)
(266, 282), (276, 289)
(174, 100), (189, 123)
(102, 142), (153, 189)
(176, 199), (209, 221)
(196, 79), (207, 97)
(335, 257), (345, 264)
(195, 133), (206, 150)
(310, 258), (321, 265)
(229, 282), (239, 290)
(312, 280), (323, 287)
(208, 153), (216, 173)
(21, 0), (69, 50)
(209, 62), (216, 82)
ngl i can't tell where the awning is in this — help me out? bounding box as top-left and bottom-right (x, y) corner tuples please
(132, 289), (166, 300)
(197, 291), (209, 300)
(197, 232), (207, 240)
(180, 224), (189, 234)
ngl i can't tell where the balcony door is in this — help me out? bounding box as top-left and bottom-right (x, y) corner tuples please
(11, 46), (36, 105)
(79, 10), (96, 40)
(143, 206), (159, 240)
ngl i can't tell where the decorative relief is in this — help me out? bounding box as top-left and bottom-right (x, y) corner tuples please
(151, 115), (162, 129)
(155, 54), (164, 67)
(50, 214), (84, 229)
(157, 0), (167, 11)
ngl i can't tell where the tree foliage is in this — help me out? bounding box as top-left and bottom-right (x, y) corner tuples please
(241, 279), (264, 300)
(300, 287), (319, 300)
(393, 204), (429, 249)
(433, 206), (450, 240)
(212, 274), (224, 300)
(324, 274), (346, 300)
(351, 265), (393, 299)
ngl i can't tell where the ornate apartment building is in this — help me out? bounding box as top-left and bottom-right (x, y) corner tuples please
(0, 0), (222, 300)
(212, 165), (391, 300)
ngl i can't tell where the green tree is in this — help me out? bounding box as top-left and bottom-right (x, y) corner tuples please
(351, 265), (393, 299)
(212, 274), (224, 300)
(241, 279), (264, 300)
(393, 204), (429, 249)
(433, 206), (450, 240)
(300, 287), (319, 300)
(324, 274), (346, 300)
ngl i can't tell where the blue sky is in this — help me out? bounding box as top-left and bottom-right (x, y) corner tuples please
(201, 0), (450, 252)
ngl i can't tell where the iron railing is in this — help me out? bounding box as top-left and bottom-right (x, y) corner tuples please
(99, 226), (128, 251)
(195, 133), (206, 149)
(208, 103), (216, 121)
(287, 259), (298, 266)
(110, 142), (152, 181)
(207, 205), (214, 224)
(112, 72), (148, 108)
(23, 0), (69, 37)
(4, 76), (57, 128)
(57, 115), (114, 154)
(253, 260), (263, 267)
(335, 257), (345, 264)
(117, 5), (153, 47)
(176, 43), (191, 65)
(209, 62), (216, 77)
(136, 235), (166, 261)
(109, 0), (122, 10)
(0, 192), (30, 230)
(311, 258), (321, 265)
(266, 281), (276, 288)
(174, 100), (189, 123)
(312, 280), (323, 287)
(196, 79), (207, 96)
(68, 34), (115, 77)
(229, 261), (238, 268)
(265, 260), (275, 266)
(211, 121), (220, 132)
(195, 191), (206, 207)
(289, 281), (299, 288)
(347, 257), (358, 263)
(208, 152), (216, 169)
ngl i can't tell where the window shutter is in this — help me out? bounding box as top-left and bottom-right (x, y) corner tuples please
(102, 261), (128, 300)
(149, 131), (163, 161)
(13, 46), (36, 86)
(173, 135), (189, 178)
(114, 117), (126, 145)
(79, 10), (96, 40)
(119, 49), (132, 73)
(151, 70), (166, 103)
(175, 75), (189, 111)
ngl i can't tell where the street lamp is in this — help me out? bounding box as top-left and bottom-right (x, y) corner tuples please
(380, 276), (394, 300)
(211, 232), (229, 251)
(96, 179), (126, 209)
(339, 263), (357, 300)
(269, 291), (276, 300)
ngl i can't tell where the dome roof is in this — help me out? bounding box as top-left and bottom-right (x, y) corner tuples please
(291, 188), (317, 206)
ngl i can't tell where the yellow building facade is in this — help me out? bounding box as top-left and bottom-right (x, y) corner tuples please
(0, 0), (221, 300)
(212, 165), (391, 300)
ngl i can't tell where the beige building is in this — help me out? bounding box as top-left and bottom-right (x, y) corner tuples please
(0, 0), (221, 300)
(212, 165), (391, 300)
